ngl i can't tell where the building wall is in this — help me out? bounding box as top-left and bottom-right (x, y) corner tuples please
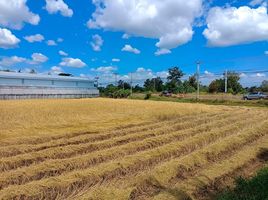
(0, 72), (99, 99)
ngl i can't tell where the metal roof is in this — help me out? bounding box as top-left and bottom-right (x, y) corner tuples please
(0, 71), (94, 82)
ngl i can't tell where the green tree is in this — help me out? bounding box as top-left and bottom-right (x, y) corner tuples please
(167, 67), (184, 83)
(227, 72), (243, 94)
(261, 80), (268, 92)
(143, 77), (163, 92)
(166, 67), (184, 93)
(209, 80), (220, 93)
(188, 75), (197, 90)
(117, 80), (131, 90)
(208, 71), (243, 94)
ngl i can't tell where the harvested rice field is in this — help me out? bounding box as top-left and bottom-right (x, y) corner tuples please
(0, 98), (267, 200)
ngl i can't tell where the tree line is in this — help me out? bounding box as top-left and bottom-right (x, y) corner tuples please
(99, 67), (268, 98)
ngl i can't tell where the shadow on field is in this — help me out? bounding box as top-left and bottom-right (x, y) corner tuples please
(257, 148), (268, 162)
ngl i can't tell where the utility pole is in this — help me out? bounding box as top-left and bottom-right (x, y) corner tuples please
(113, 73), (118, 86)
(224, 70), (228, 93)
(153, 77), (156, 92)
(95, 77), (99, 88)
(196, 61), (201, 100)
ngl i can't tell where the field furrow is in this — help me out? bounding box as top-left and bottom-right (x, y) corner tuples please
(128, 120), (268, 200)
(75, 119), (268, 200)
(0, 112), (245, 189)
(0, 112), (219, 158)
(0, 112), (262, 200)
(0, 112), (230, 172)
(169, 137), (268, 200)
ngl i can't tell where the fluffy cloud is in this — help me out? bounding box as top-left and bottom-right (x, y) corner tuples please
(0, 28), (20, 49)
(112, 58), (120, 62)
(45, 0), (73, 17)
(90, 34), (104, 51)
(57, 38), (63, 42)
(60, 57), (86, 68)
(122, 33), (130, 39)
(91, 66), (117, 73)
(0, 0), (40, 30)
(203, 6), (268, 47)
(24, 34), (44, 43)
(204, 70), (214, 76)
(47, 40), (57, 46)
(50, 66), (63, 74)
(122, 44), (141, 54)
(0, 56), (26, 67)
(88, 0), (203, 50)
(31, 53), (48, 63)
(59, 50), (68, 56)
(154, 48), (171, 56)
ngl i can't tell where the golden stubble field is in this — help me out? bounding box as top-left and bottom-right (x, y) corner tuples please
(0, 98), (267, 200)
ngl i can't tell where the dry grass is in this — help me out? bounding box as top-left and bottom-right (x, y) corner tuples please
(0, 98), (267, 200)
(0, 98), (218, 143)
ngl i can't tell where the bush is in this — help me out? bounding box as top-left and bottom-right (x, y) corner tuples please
(144, 92), (152, 100)
(217, 166), (268, 200)
(113, 89), (131, 98)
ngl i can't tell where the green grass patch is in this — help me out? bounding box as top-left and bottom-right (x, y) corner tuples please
(217, 165), (268, 200)
(129, 94), (268, 108)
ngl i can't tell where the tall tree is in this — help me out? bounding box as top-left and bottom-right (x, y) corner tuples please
(167, 67), (184, 83)
(166, 67), (184, 93)
(261, 80), (268, 92)
(143, 77), (164, 92)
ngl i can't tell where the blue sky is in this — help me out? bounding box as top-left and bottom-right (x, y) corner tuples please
(0, 0), (267, 86)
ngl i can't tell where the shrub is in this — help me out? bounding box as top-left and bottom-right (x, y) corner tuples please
(144, 92), (152, 100)
(217, 166), (268, 200)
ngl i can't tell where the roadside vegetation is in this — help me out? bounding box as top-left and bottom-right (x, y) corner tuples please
(217, 165), (268, 200)
(98, 67), (268, 99)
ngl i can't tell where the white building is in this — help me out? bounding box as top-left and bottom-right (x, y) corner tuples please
(0, 72), (99, 99)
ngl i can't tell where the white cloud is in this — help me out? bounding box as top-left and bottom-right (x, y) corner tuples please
(0, 0), (40, 30)
(155, 48), (171, 56)
(255, 73), (266, 77)
(47, 40), (57, 46)
(240, 73), (247, 78)
(24, 34), (44, 43)
(265, 51), (268, 55)
(112, 58), (120, 62)
(59, 50), (68, 56)
(204, 70), (214, 76)
(0, 28), (20, 49)
(50, 66), (63, 74)
(88, 0), (203, 50)
(122, 44), (141, 54)
(45, 0), (73, 17)
(122, 33), (130, 39)
(203, 6), (268, 47)
(31, 53), (48, 63)
(249, 0), (266, 6)
(91, 66), (117, 73)
(57, 38), (63, 42)
(90, 34), (104, 51)
(0, 56), (26, 67)
(60, 57), (86, 68)
(156, 71), (168, 79)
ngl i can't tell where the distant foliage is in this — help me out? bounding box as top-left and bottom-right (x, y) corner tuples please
(208, 72), (243, 94)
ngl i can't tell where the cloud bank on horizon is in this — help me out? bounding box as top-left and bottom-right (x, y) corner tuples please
(0, 0), (267, 86)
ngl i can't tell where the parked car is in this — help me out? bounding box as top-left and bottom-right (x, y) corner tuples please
(243, 92), (268, 100)
(160, 91), (172, 97)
